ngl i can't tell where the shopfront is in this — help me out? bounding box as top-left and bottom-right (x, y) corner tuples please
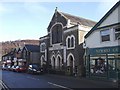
(85, 45), (120, 81)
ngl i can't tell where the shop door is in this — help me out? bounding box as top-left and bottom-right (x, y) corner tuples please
(108, 59), (117, 79)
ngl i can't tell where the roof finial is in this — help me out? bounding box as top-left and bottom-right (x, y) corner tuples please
(55, 7), (58, 22)
(55, 7), (58, 12)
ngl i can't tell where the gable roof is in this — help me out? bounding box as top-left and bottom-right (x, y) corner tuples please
(59, 12), (96, 27)
(24, 45), (39, 52)
(85, 1), (120, 38)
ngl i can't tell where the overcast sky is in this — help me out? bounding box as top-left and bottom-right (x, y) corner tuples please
(0, 0), (119, 42)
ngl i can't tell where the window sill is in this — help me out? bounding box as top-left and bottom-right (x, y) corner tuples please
(67, 47), (75, 50)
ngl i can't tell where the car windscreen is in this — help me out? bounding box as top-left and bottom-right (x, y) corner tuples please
(32, 65), (39, 69)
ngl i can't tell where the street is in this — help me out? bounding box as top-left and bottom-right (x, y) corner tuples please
(1, 70), (118, 89)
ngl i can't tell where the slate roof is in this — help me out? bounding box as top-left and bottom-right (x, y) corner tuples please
(85, 1), (120, 38)
(2, 52), (13, 57)
(25, 45), (39, 52)
(59, 12), (97, 27)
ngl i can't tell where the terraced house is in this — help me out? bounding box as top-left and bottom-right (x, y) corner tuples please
(84, 1), (120, 81)
(39, 8), (96, 76)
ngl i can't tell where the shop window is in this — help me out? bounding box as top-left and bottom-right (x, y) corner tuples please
(108, 60), (115, 70)
(115, 28), (120, 40)
(100, 29), (110, 42)
(117, 60), (120, 70)
(90, 57), (107, 75)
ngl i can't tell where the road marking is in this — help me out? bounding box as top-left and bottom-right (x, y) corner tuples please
(0, 80), (9, 90)
(48, 82), (73, 90)
(27, 76), (39, 81)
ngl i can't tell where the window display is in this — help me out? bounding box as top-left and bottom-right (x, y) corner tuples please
(90, 57), (107, 75)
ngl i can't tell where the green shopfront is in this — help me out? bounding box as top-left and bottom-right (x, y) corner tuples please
(85, 45), (120, 81)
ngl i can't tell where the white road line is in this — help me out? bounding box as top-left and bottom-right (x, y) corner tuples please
(48, 82), (73, 90)
(27, 76), (39, 81)
(0, 80), (9, 90)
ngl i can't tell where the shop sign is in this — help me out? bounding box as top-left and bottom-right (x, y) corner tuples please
(88, 46), (120, 55)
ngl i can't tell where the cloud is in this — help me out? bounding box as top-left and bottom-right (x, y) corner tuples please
(23, 2), (49, 14)
(0, 3), (7, 14)
(96, 0), (119, 18)
(0, 3), (14, 15)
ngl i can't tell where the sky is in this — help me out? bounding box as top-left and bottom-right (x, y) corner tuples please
(0, 0), (119, 42)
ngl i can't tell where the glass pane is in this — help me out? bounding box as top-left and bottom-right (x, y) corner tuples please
(115, 33), (120, 40)
(90, 57), (107, 76)
(116, 60), (120, 71)
(101, 35), (110, 41)
(115, 28), (120, 32)
(71, 37), (74, 47)
(68, 38), (70, 48)
(108, 60), (115, 70)
(101, 29), (110, 36)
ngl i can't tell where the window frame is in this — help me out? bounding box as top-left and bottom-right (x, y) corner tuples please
(51, 23), (63, 44)
(40, 43), (46, 52)
(114, 27), (120, 40)
(100, 29), (110, 42)
(66, 35), (75, 49)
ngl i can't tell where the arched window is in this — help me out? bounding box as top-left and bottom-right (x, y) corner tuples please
(41, 55), (45, 67)
(71, 36), (74, 47)
(68, 38), (71, 48)
(58, 56), (61, 69)
(67, 53), (75, 75)
(57, 55), (62, 69)
(67, 53), (74, 67)
(66, 36), (71, 48)
(51, 24), (63, 44)
(66, 35), (75, 49)
(51, 56), (56, 69)
(40, 43), (46, 52)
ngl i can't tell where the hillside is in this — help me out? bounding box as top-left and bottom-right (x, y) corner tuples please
(1, 39), (39, 56)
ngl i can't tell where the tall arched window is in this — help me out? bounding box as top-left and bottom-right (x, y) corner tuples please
(57, 55), (62, 69)
(51, 56), (56, 69)
(40, 43), (46, 52)
(71, 35), (75, 48)
(58, 56), (61, 69)
(51, 23), (63, 44)
(41, 55), (45, 67)
(68, 38), (71, 48)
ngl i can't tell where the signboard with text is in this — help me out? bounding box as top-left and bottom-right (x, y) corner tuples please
(88, 46), (120, 55)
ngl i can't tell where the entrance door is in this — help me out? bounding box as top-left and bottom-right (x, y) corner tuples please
(69, 55), (74, 75)
(108, 59), (117, 79)
(52, 56), (55, 69)
(57, 56), (61, 69)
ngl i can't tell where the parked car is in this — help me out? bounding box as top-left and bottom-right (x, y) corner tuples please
(6, 66), (11, 71)
(11, 65), (17, 71)
(15, 66), (27, 72)
(27, 64), (43, 74)
(2, 65), (8, 70)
